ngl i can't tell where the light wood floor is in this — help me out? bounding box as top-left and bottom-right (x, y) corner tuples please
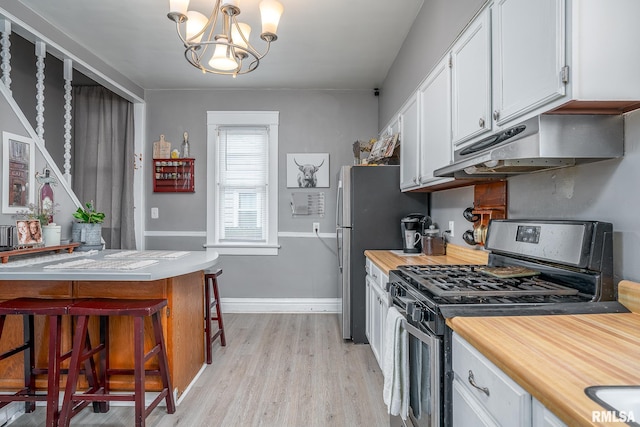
(9, 313), (389, 426)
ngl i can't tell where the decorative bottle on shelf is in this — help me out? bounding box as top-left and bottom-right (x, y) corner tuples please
(181, 131), (190, 158)
(40, 168), (54, 224)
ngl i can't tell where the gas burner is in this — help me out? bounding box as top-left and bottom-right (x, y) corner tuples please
(398, 264), (581, 298)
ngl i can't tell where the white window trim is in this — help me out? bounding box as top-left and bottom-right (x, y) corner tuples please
(205, 111), (280, 255)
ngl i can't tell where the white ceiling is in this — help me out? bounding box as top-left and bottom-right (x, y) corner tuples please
(15, 0), (424, 91)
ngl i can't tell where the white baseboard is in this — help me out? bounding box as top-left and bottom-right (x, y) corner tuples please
(221, 298), (339, 313)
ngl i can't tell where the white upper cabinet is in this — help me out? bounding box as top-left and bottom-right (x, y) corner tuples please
(490, 0), (640, 124)
(492, 0), (566, 126)
(451, 8), (492, 147)
(419, 56), (453, 186)
(393, 0), (640, 191)
(399, 94), (420, 190)
(562, 0), (640, 109)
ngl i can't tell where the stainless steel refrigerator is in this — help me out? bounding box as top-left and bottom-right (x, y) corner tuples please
(336, 165), (428, 343)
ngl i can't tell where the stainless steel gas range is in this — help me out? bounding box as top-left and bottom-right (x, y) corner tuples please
(387, 219), (629, 427)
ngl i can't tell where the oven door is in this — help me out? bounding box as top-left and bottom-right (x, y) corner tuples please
(390, 318), (442, 427)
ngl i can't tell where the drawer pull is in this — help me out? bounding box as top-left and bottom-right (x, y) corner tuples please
(468, 370), (490, 396)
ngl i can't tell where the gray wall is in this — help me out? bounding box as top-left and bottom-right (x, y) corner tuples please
(379, 0), (486, 128)
(145, 89), (380, 298)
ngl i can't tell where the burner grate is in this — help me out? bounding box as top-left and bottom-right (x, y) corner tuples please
(399, 264), (580, 298)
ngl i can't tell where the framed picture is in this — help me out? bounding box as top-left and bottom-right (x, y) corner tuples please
(383, 133), (399, 157)
(287, 153), (330, 188)
(16, 219), (42, 245)
(2, 132), (35, 214)
(368, 138), (385, 160)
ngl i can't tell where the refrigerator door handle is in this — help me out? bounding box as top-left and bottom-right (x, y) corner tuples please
(336, 179), (343, 228)
(336, 227), (343, 272)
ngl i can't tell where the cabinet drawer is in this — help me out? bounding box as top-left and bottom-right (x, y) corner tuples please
(365, 257), (373, 277)
(369, 262), (385, 290)
(453, 332), (531, 426)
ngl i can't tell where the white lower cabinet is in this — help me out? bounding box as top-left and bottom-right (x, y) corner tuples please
(365, 257), (389, 370)
(452, 332), (566, 427)
(452, 332), (531, 426)
(532, 398), (567, 427)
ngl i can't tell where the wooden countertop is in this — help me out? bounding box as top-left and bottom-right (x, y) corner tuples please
(364, 244), (488, 274)
(448, 280), (640, 426)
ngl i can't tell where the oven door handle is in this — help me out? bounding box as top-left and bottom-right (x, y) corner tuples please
(401, 317), (434, 343)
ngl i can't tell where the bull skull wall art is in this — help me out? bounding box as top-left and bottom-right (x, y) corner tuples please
(286, 153), (329, 188)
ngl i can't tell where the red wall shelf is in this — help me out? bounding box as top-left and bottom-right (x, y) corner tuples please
(153, 158), (195, 193)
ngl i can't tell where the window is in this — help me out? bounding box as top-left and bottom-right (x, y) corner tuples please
(206, 111), (279, 255)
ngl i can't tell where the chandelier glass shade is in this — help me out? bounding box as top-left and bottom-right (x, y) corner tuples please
(168, 0), (284, 76)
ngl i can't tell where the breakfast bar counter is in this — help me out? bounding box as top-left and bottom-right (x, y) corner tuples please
(0, 249), (219, 400)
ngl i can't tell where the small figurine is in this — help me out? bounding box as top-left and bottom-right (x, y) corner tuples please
(181, 131), (190, 158)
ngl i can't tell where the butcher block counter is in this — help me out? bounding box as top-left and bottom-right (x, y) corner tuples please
(0, 249), (219, 400)
(364, 243), (489, 274)
(447, 280), (640, 426)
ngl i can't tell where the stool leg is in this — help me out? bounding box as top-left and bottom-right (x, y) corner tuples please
(133, 316), (145, 427)
(152, 312), (176, 414)
(80, 319), (104, 414)
(59, 315), (90, 427)
(22, 314), (36, 413)
(98, 315), (109, 413)
(45, 316), (62, 427)
(204, 277), (213, 364)
(212, 278), (226, 347)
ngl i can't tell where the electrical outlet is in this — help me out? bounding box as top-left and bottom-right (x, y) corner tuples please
(151, 207), (159, 219)
(448, 220), (455, 238)
(313, 222), (320, 234)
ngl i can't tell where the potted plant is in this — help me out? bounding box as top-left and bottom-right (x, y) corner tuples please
(71, 201), (105, 250)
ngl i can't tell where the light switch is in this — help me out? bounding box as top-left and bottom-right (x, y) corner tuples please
(151, 207), (159, 219)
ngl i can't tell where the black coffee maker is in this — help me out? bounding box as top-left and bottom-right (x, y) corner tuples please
(401, 213), (428, 253)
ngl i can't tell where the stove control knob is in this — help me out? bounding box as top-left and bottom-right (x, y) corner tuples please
(406, 302), (423, 322)
(389, 284), (398, 297)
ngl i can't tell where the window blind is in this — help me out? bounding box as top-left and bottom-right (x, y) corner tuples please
(216, 126), (269, 242)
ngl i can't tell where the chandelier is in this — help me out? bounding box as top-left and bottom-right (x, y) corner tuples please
(167, 0), (284, 77)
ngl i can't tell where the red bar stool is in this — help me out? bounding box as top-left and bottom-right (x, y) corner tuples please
(0, 297), (100, 427)
(59, 298), (176, 427)
(204, 269), (226, 364)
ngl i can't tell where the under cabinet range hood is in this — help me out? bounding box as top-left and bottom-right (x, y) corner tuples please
(434, 115), (624, 178)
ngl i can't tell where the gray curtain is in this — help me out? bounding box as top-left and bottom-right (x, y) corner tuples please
(72, 86), (136, 249)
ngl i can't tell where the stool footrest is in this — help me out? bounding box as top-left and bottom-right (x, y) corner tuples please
(144, 343), (161, 364)
(71, 393), (135, 402)
(0, 343), (30, 361)
(145, 390), (170, 417)
(0, 393), (47, 402)
(106, 368), (162, 376)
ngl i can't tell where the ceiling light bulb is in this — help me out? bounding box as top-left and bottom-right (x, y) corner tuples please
(221, 0), (239, 6)
(169, 0), (190, 16)
(186, 11), (208, 43)
(231, 22), (251, 50)
(259, 0), (284, 35)
(209, 43), (239, 71)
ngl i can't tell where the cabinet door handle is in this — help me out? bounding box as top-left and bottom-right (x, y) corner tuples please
(492, 110), (500, 121)
(468, 370), (490, 396)
(478, 117), (485, 128)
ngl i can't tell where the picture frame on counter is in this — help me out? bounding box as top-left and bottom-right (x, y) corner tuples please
(286, 153), (330, 188)
(2, 132), (35, 214)
(16, 219), (43, 246)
